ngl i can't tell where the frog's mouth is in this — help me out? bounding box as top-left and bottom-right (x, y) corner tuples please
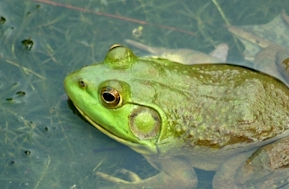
(73, 103), (158, 155)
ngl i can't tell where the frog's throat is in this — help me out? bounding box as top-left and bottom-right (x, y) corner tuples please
(73, 104), (157, 154)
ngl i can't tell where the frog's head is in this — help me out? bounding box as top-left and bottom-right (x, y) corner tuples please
(64, 45), (171, 155)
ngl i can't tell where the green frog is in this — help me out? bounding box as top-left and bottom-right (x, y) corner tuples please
(64, 44), (289, 189)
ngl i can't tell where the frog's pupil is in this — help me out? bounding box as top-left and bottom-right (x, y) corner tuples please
(103, 92), (115, 102)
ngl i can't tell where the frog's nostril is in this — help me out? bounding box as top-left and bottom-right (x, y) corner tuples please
(79, 79), (87, 88)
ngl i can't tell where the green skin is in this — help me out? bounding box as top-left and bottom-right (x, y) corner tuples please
(64, 45), (289, 189)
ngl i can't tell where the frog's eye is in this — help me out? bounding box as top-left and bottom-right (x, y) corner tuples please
(100, 87), (122, 108)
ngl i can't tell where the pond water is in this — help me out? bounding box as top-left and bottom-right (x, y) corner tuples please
(0, 0), (288, 189)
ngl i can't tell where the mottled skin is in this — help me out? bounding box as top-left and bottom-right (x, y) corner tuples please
(64, 45), (289, 189)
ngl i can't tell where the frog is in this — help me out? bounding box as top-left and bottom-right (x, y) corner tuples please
(64, 44), (289, 189)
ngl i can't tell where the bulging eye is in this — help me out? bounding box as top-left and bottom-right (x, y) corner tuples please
(100, 87), (122, 108)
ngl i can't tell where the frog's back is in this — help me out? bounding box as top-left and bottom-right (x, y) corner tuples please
(145, 63), (289, 149)
(145, 63), (289, 170)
